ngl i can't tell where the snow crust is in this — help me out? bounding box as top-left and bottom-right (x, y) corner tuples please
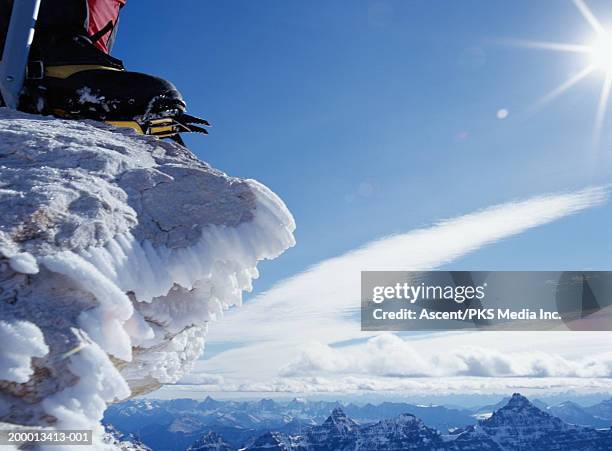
(0, 109), (295, 448)
(0, 320), (48, 383)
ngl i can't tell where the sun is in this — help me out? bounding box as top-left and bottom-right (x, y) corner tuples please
(509, 0), (612, 145)
(590, 34), (612, 73)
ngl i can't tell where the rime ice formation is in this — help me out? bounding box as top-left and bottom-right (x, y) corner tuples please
(0, 109), (295, 448)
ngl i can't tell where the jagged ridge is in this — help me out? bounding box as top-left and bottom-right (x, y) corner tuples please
(236, 394), (612, 451)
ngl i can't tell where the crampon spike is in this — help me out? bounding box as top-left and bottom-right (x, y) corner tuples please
(179, 113), (211, 127)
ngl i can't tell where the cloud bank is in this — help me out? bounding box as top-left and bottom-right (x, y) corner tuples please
(280, 333), (612, 379)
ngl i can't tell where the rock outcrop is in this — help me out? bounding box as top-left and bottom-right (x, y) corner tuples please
(0, 109), (295, 448)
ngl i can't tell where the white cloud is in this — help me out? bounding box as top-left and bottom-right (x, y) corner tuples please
(176, 187), (609, 394)
(280, 335), (433, 377)
(280, 333), (612, 379)
(176, 372), (224, 386)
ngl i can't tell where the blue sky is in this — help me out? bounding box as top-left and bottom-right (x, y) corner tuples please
(111, 1), (612, 398)
(113, 1), (612, 295)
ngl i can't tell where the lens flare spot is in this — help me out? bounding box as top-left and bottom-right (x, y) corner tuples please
(496, 109), (509, 119)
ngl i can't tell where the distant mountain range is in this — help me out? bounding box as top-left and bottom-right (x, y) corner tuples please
(241, 395), (612, 451)
(104, 396), (476, 449)
(104, 394), (612, 450)
(546, 400), (612, 428)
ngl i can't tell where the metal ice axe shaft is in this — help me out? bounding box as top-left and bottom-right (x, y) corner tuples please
(0, 0), (41, 109)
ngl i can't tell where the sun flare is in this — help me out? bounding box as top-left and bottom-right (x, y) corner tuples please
(511, 0), (612, 145)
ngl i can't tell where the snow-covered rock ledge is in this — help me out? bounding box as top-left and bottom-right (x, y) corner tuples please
(0, 109), (295, 447)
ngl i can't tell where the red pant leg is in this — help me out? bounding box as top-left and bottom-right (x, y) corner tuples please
(87, 0), (126, 53)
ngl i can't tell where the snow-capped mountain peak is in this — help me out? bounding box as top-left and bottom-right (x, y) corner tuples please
(395, 412), (419, 424)
(505, 393), (533, 408)
(482, 392), (567, 432)
(187, 431), (232, 451)
(322, 407), (357, 434)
